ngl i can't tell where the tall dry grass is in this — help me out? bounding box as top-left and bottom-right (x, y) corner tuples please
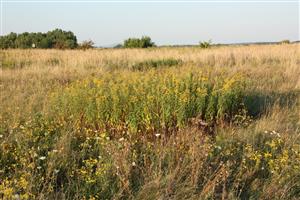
(0, 44), (299, 199)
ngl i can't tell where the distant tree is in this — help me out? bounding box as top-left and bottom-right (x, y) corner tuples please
(0, 32), (17, 49)
(78, 40), (95, 50)
(47, 29), (78, 49)
(38, 37), (52, 49)
(15, 32), (33, 48)
(280, 40), (290, 44)
(140, 36), (155, 48)
(123, 36), (155, 48)
(113, 44), (123, 48)
(0, 29), (78, 49)
(199, 40), (212, 49)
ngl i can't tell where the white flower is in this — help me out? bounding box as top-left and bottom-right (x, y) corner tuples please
(132, 162), (136, 166)
(54, 169), (60, 174)
(95, 136), (101, 140)
(119, 137), (124, 142)
(13, 194), (20, 200)
(52, 149), (58, 153)
(155, 134), (161, 137)
(37, 166), (42, 169)
(39, 156), (46, 160)
(0, 134), (3, 138)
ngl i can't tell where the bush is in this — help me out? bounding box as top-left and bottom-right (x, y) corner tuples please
(199, 40), (212, 49)
(123, 36), (155, 48)
(78, 40), (95, 50)
(280, 40), (290, 44)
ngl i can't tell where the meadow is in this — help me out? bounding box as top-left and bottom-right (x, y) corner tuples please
(0, 44), (300, 199)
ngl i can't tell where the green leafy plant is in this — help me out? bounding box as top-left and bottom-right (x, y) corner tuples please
(199, 39), (212, 48)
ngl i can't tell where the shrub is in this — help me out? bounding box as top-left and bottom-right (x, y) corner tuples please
(78, 40), (95, 50)
(280, 40), (290, 44)
(123, 36), (155, 48)
(199, 40), (212, 49)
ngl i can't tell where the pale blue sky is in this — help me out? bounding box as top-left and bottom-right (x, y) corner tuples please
(1, 1), (299, 46)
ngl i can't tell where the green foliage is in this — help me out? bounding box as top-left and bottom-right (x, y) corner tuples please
(0, 32), (17, 49)
(280, 39), (290, 44)
(132, 58), (182, 71)
(123, 36), (155, 48)
(49, 72), (246, 134)
(199, 40), (212, 49)
(0, 29), (78, 49)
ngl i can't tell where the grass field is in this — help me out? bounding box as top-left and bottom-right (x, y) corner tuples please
(1, 44), (300, 199)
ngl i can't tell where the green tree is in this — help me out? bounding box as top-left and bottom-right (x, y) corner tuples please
(0, 32), (17, 49)
(15, 32), (33, 48)
(123, 36), (155, 48)
(46, 29), (78, 49)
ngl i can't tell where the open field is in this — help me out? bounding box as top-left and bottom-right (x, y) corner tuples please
(1, 44), (300, 199)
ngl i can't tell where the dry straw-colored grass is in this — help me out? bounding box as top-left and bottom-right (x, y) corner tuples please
(0, 44), (299, 199)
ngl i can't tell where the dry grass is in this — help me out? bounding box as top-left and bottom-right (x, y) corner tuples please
(0, 44), (299, 199)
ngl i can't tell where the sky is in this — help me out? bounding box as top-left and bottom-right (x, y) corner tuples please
(1, 0), (299, 46)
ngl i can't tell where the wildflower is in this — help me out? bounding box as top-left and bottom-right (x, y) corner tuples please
(37, 166), (42, 169)
(39, 156), (46, 160)
(54, 169), (60, 174)
(52, 149), (58, 153)
(95, 136), (101, 140)
(0, 134), (3, 138)
(132, 162), (136, 166)
(216, 146), (222, 150)
(276, 132), (281, 137)
(264, 152), (272, 158)
(155, 133), (161, 137)
(119, 137), (124, 142)
(14, 194), (20, 200)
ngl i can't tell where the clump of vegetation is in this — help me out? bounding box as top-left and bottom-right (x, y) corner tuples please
(199, 39), (212, 48)
(0, 29), (78, 49)
(49, 72), (245, 134)
(78, 40), (95, 50)
(280, 39), (290, 44)
(131, 58), (182, 71)
(123, 36), (155, 48)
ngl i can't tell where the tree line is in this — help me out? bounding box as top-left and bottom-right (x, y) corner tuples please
(1, 29), (216, 49)
(0, 29), (78, 49)
(0, 30), (156, 49)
